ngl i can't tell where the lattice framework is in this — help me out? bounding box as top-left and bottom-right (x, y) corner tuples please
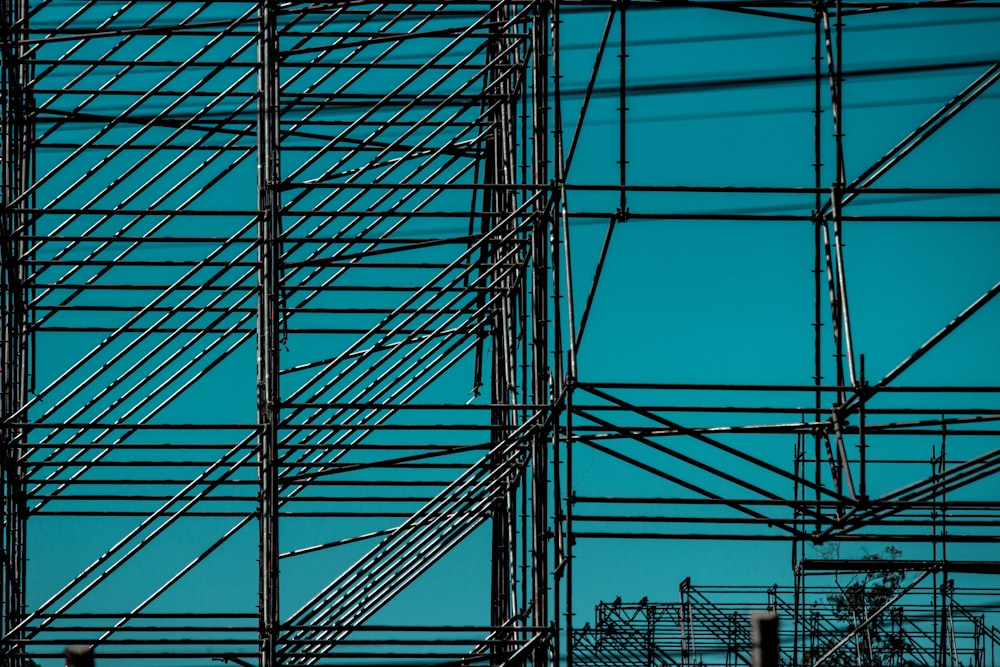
(2, 1), (998, 666)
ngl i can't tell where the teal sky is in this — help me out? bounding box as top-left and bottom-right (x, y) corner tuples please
(13, 2), (1000, 666)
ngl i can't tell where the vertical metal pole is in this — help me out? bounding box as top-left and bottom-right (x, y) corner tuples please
(932, 438), (942, 667)
(727, 613), (738, 667)
(822, 0), (846, 402)
(617, 0), (628, 221)
(679, 578), (692, 667)
(550, 1), (565, 661)
(530, 3), (551, 666)
(806, 8), (824, 662)
(1, 2), (12, 659)
(939, 579), (955, 667)
(973, 614), (985, 667)
(488, 2), (513, 648)
(258, 2), (282, 666)
(940, 434), (948, 566)
(793, 433), (803, 667)
(1, 2), (31, 663)
(810, 0), (824, 538)
(938, 442), (950, 667)
(932, 454), (938, 667)
(564, 378), (575, 667)
(858, 354), (867, 500)
(822, 0), (859, 503)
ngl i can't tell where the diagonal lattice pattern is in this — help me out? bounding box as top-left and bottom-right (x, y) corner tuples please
(2, 2), (998, 667)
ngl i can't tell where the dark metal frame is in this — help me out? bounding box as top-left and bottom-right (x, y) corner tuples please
(2, 1), (998, 666)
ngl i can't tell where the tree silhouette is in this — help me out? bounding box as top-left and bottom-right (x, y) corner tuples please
(806, 547), (917, 667)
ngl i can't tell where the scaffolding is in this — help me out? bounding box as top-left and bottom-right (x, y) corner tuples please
(2, 1), (999, 666)
(574, 582), (1000, 667)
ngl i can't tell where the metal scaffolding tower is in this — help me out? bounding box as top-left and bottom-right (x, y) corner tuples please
(2, 1), (998, 666)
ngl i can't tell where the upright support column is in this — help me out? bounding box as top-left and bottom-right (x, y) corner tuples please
(530, 3), (551, 666)
(679, 578), (693, 667)
(803, 6), (824, 661)
(257, 2), (282, 666)
(488, 4), (515, 648)
(1, 2), (32, 664)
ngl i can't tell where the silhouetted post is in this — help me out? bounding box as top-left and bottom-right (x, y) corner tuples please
(64, 645), (95, 667)
(750, 612), (779, 667)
